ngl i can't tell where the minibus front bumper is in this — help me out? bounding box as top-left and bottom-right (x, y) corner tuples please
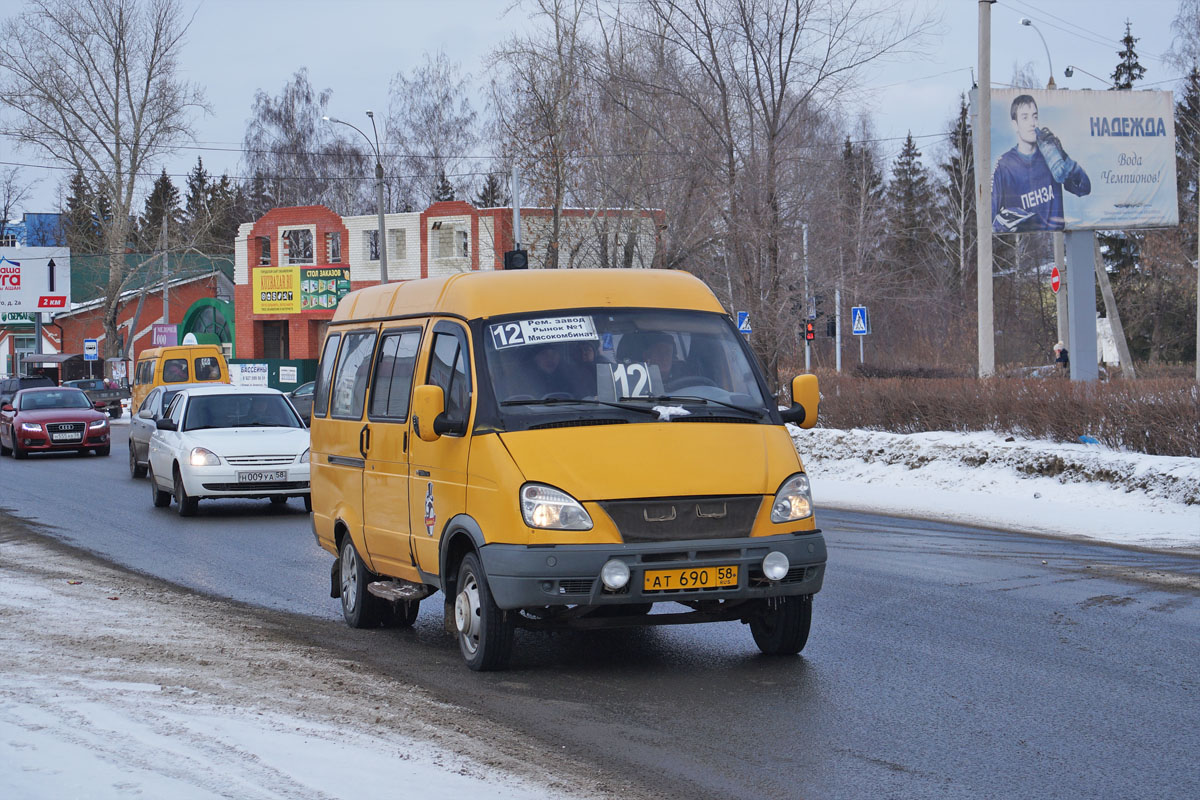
(478, 531), (825, 610)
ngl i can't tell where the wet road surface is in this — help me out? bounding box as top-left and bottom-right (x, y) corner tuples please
(4, 426), (1198, 798)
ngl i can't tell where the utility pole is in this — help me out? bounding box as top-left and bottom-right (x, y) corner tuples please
(834, 285), (842, 373)
(802, 223), (810, 373)
(975, 0), (996, 376)
(512, 165), (522, 251)
(161, 216), (169, 324)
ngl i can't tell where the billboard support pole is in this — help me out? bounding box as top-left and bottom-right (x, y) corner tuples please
(1065, 231), (1099, 381)
(1053, 233), (1069, 349)
(1092, 237), (1136, 378)
(975, 1), (996, 377)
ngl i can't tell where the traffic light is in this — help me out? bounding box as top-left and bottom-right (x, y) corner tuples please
(804, 321), (815, 341)
(826, 317), (836, 337)
(504, 249), (529, 270)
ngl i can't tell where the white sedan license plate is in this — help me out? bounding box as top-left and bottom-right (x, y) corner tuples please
(238, 470), (286, 483)
(51, 432), (82, 441)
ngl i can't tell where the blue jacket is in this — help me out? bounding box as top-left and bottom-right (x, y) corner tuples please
(991, 147), (1090, 232)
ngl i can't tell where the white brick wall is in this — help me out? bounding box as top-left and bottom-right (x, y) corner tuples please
(233, 221), (254, 285)
(343, 212), (422, 282)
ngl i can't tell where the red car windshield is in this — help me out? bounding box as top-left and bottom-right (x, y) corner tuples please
(19, 390), (92, 410)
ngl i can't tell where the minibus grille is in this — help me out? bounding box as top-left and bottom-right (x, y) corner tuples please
(599, 495), (761, 543)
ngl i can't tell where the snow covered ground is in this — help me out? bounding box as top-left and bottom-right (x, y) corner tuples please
(793, 427), (1199, 553)
(1, 427), (1197, 798)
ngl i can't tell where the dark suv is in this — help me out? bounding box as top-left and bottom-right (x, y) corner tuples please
(0, 376), (55, 407)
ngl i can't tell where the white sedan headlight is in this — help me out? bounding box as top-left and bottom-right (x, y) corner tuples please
(520, 483), (592, 530)
(298, 448), (310, 464)
(771, 473), (813, 522)
(189, 446), (221, 467)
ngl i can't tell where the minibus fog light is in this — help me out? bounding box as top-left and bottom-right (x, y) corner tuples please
(601, 559), (630, 590)
(770, 473), (813, 522)
(762, 551), (790, 581)
(520, 483), (593, 531)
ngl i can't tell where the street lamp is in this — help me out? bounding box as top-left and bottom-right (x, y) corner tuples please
(323, 112), (388, 284)
(1064, 65), (1109, 85)
(1019, 18), (1056, 89)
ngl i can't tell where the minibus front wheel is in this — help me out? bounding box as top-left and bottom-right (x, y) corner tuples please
(454, 553), (515, 671)
(748, 595), (812, 655)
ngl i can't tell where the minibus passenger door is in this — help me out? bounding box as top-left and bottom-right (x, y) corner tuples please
(362, 327), (423, 580)
(408, 322), (473, 577)
(319, 329), (378, 565)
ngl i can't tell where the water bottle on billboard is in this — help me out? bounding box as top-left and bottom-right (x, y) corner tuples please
(1036, 127), (1072, 183)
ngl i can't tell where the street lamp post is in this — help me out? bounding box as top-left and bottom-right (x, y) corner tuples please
(323, 112), (388, 284)
(1064, 65), (1109, 85)
(1019, 18), (1056, 89)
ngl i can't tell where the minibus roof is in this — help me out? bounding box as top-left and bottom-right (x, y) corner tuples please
(330, 269), (726, 323)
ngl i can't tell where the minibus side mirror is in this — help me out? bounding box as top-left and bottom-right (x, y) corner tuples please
(779, 374), (819, 429)
(412, 385), (446, 442)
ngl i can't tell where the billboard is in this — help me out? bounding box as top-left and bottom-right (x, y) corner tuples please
(251, 265), (351, 314)
(989, 89), (1178, 232)
(0, 247), (71, 311)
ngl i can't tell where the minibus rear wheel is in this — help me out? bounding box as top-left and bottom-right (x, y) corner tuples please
(455, 553), (514, 671)
(339, 536), (386, 628)
(749, 595), (812, 655)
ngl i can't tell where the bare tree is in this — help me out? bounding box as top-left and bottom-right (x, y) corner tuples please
(242, 68), (370, 215)
(385, 51), (479, 211)
(0, 166), (37, 242)
(0, 0), (207, 357)
(490, 0), (591, 268)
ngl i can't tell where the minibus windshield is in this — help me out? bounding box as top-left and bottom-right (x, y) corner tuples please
(481, 308), (770, 428)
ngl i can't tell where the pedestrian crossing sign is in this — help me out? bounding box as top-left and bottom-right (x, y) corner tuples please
(851, 306), (870, 336)
(736, 311), (751, 334)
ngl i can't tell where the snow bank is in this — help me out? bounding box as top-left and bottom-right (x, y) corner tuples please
(790, 427), (1200, 551)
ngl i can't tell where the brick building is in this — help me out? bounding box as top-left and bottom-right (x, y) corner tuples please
(234, 201), (664, 362)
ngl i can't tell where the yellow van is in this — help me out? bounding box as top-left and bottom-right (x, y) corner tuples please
(131, 344), (230, 411)
(310, 269), (824, 670)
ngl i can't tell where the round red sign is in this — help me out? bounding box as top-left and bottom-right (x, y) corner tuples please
(1051, 266), (1061, 294)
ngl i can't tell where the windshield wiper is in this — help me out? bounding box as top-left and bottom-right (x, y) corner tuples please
(500, 397), (660, 416)
(622, 394), (768, 418)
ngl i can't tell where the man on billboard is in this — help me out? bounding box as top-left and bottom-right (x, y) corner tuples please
(992, 94), (1091, 232)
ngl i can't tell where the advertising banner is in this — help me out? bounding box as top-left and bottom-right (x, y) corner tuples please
(989, 89), (1178, 232)
(0, 248), (71, 311)
(252, 266), (350, 314)
(151, 323), (178, 347)
(300, 267), (351, 312)
(252, 267), (301, 314)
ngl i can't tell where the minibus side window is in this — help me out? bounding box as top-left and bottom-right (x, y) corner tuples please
(330, 332), (376, 420)
(369, 330), (421, 420)
(163, 358), (189, 383)
(428, 331), (471, 423)
(312, 333), (342, 419)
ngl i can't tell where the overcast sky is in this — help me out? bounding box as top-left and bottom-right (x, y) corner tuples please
(6, 0), (1186, 214)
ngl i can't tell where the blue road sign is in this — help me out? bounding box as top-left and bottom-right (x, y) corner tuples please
(83, 338), (99, 361)
(736, 311), (751, 333)
(851, 306), (870, 336)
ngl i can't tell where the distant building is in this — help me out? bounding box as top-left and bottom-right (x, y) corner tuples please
(0, 213), (64, 248)
(233, 200), (664, 363)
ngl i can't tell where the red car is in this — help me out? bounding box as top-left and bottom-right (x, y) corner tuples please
(0, 386), (111, 459)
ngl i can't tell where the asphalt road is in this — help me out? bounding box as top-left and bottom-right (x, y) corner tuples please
(3, 424), (1199, 799)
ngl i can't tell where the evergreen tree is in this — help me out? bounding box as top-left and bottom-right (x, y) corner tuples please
(62, 169), (100, 253)
(1103, 21), (1148, 275)
(1176, 66), (1200, 246)
(885, 132), (935, 278)
(474, 173), (508, 207)
(139, 167), (181, 249)
(183, 156), (210, 240)
(1112, 20), (1147, 90)
(243, 170), (273, 220)
(205, 173), (239, 252)
(937, 95), (977, 301)
(431, 169), (456, 202)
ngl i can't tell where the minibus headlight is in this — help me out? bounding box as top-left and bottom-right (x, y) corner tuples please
(771, 473), (813, 522)
(189, 446), (221, 467)
(520, 483), (593, 531)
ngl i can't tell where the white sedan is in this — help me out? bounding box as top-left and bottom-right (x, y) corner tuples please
(147, 385), (311, 517)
